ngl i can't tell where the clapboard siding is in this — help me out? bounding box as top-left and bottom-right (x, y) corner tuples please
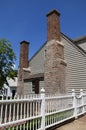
(24, 34), (86, 95)
(61, 34), (86, 94)
(29, 45), (45, 75)
(79, 42), (86, 52)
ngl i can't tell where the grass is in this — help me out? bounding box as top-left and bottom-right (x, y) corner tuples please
(4, 110), (73, 130)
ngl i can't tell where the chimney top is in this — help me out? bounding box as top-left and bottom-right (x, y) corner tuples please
(46, 9), (60, 17)
(19, 40), (29, 68)
(20, 40), (30, 44)
(46, 9), (61, 41)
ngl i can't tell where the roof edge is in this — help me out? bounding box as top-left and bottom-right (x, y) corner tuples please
(29, 33), (86, 64)
(29, 41), (47, 62)
(74, 36), (86, 43)
(61, 32), (86, 55)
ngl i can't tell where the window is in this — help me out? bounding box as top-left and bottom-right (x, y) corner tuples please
(32, 81), (35, 92)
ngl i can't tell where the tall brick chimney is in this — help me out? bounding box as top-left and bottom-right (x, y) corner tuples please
(46, 9), (60, 41)
(19, 41), (29, 68)
(44, 9), (67, 94)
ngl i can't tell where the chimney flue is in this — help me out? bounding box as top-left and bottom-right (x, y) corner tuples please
(19, 41), (29, 68)
(46, 9), (61, 41)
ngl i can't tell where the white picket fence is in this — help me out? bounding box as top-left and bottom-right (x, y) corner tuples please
(0, 88), (86, 130)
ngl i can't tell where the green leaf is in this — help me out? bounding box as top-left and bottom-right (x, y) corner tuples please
(0, 38), (17, 89)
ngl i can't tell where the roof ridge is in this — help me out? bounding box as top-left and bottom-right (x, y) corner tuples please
(74, 36), (86, 43)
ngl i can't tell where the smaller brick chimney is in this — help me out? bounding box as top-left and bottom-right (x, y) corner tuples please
(46, 9), (60, 41)
(19, 41), (29, 68)
(17, 41), (29, 96)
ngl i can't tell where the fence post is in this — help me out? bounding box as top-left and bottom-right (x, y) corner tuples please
(41, 88), (45, 130)
(80, 89), (84, 114)
(72, 89), (77, 119)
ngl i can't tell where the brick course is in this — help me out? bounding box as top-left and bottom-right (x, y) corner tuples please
(44, 40), (67, 94)
(19, 41), (29, 68)
(44, 10), (67, 94)
(17, 41), (29, 95)
(46, 10), (60, 41)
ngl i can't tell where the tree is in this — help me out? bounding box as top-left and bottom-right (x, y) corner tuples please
(13, 69), (18, 77)
(0, 39), (16, 89)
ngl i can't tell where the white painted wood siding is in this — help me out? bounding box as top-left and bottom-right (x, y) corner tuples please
(28, 34), (86, 94)
(29, 45), (45, 75)
(61, 35), (86, 94)
(78, 42), (86, 52)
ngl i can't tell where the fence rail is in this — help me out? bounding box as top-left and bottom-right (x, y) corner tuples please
(0, 88), (86, 130)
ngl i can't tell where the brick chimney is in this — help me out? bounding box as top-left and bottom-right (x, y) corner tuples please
(44, 9), (67, 94)
(19, 41), (29, 68)
(46, 9), (60, 41)
(17, 41), (29, 96)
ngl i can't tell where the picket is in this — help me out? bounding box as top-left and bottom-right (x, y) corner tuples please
(0, 89), (86, 130)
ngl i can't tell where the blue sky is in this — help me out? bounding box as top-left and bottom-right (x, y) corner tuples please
(0, 0), (86, 68)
